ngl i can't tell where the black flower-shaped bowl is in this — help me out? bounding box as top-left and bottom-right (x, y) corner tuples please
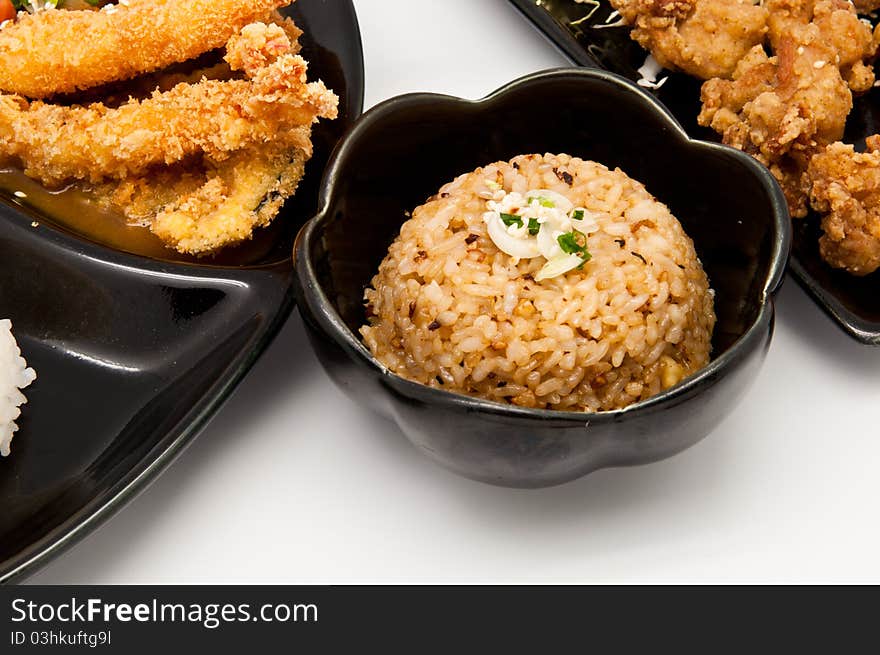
(294, 68), (791, 488)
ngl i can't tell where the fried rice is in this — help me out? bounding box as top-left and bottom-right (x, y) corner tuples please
(361, 153), (716, 412)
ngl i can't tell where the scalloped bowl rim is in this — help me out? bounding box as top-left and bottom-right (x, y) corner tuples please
(296, 67), (792, 425)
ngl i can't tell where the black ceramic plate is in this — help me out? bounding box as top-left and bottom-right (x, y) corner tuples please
(509, 0), (880, 344)
(0, 1), (364, 583)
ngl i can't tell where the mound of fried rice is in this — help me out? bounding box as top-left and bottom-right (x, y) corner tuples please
(361, 153), (716, 412)
(1, 319), (36, 457)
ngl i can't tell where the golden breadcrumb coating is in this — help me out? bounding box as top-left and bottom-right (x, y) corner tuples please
(0, 0), (293, 98)
(80, 21), (336, 256)
(1, 18), (337, 256)
(609, 0), (769, 80)
(0, 22), (337, 186)
(808, 137), (880, 275)
(92, 138), (310, 255)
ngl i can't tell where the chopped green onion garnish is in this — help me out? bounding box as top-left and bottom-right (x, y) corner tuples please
(528, 196), (555, 208)
(557, 232), (581, 255)
(557, 229), (592, 267)
(571, 209), (585, 221)
(500, 213), (524, 229)
(528, 218), (540, 236)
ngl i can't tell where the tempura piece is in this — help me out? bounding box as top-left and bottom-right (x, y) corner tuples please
(699, 25), (852, 216)
(0, 0), (293, 98)
(71, 22), (335, 256)
(92, 135), (310, 255)
(808, 137), (880, 275)
(609, 0), (769, 80)
(0, 10), (337, 256)
(0, 23), (337, 186)
(151, 151), (307, 255)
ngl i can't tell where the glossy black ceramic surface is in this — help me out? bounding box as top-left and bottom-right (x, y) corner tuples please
(508, 0), (880, 344)
(294, 68), (790, 488)
(0, 1), (364, 583)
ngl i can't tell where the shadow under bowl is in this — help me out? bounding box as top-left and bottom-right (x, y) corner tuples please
(294, 68), (791, 488)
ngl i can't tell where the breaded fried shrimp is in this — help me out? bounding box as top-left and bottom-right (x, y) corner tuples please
(0, 0), (293, 98)
(0, 23), (338, 186)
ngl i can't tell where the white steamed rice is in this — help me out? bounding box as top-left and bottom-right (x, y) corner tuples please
(1, 319), (36, 456)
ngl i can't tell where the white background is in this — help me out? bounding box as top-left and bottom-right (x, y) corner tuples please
(29, 0), (880, 584)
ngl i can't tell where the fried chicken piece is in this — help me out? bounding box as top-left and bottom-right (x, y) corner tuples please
(808, 137), (880, 275)
(0, 23), (338, 186)
(609, 0), (769, 80)
(699, 24), (852, 216)
(852, 0), (880, 14)
(0, 0), (292, 98)
(766, 0), (877, 92)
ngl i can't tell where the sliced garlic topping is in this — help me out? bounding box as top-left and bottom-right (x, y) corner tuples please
(538, 221), (569, 260)
(525, 189), (573, 214)
(482, 182), (597, 279)
(485, 210), (540, 259)
(536, 254), (585, 282)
